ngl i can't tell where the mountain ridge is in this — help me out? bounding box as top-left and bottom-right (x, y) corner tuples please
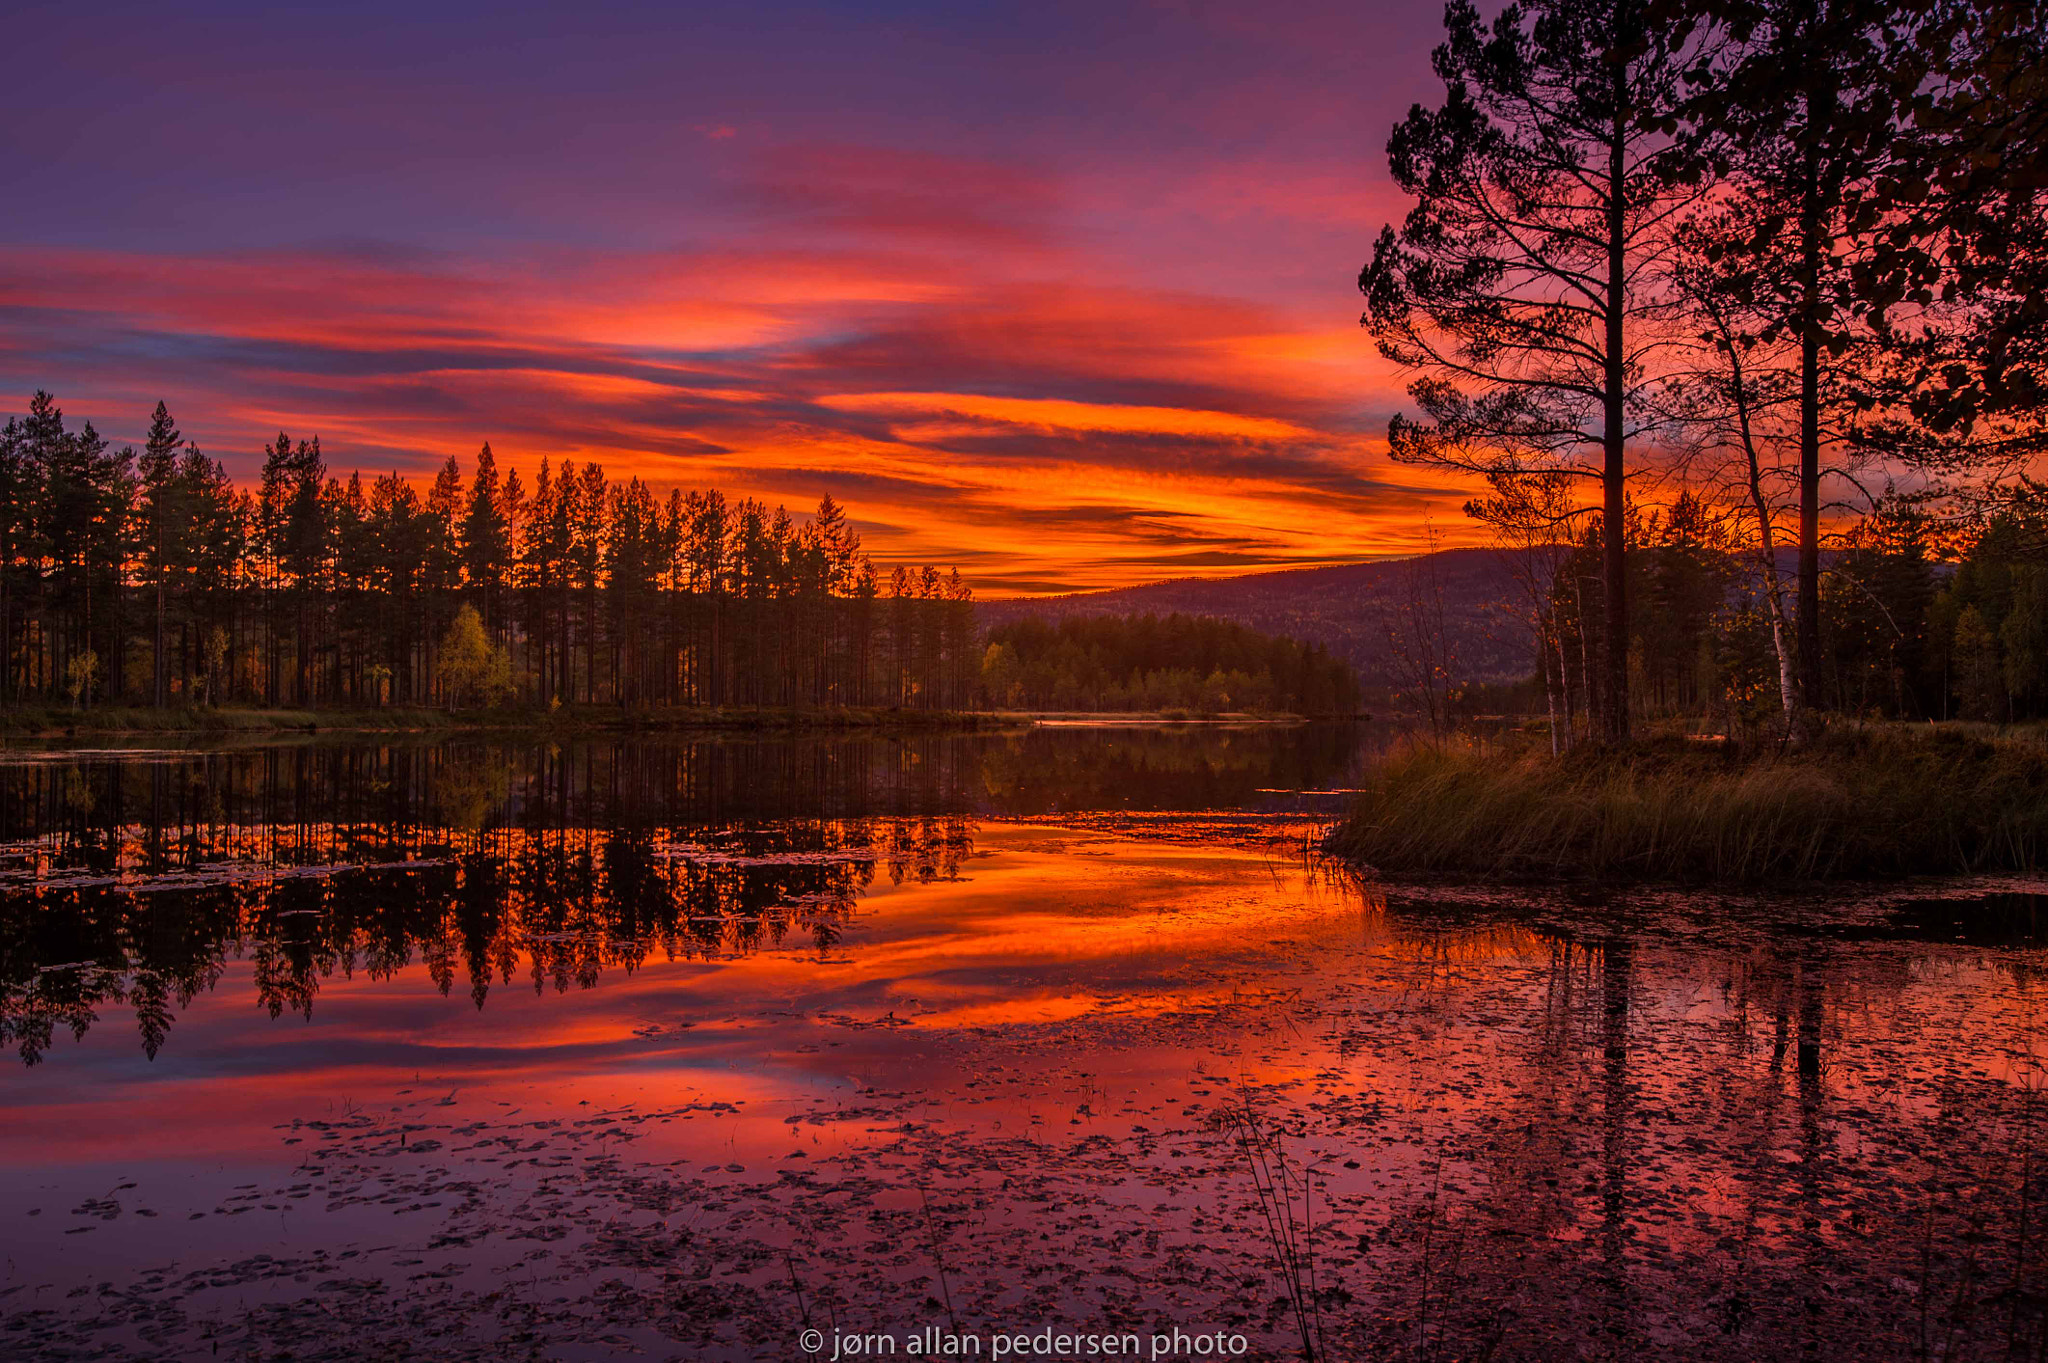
(976, 549), (1535, 685)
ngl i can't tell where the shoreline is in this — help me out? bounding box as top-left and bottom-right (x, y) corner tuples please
(0, 704), (1359, 739)
(0, 704), (1007, 738)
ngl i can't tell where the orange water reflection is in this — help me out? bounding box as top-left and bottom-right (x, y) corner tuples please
(5, 739), (2048, 1360)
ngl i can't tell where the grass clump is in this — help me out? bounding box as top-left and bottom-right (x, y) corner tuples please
(1323, 726), (2048, 882)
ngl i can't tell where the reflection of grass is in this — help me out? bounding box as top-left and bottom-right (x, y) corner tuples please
(1325, 727), (2048, 882)
(1224, 1097), (1327, 1362)
(916, 1185), (960, 1337)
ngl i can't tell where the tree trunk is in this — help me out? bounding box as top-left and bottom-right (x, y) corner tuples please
(1543, 627), (1562, 756)
(1555, 625), (1576, 749)
(1795, 70), (1836, 725)
(1723, 302), (1809, 740)
(1796, 296), (1823, 719)
(1601, 77), (1632, 743)
(154, 561), (166, 709)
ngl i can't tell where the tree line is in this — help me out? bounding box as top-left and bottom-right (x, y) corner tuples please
(980, 613), (1360, 715)
(1364, 0), (2047, 742)
(1405, 487), (2048, 738)
(0, 392), (979, 711)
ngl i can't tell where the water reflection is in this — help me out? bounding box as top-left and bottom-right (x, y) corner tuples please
(0, 728), (1362, 1067)
(1336, 884), (2048, 1361)
(6, 729), (2048, 1361)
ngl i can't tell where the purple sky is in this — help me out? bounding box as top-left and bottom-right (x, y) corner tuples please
(1, 0), (1457, 592)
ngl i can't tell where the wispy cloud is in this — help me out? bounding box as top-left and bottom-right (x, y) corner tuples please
(0, 0), (1472, 592)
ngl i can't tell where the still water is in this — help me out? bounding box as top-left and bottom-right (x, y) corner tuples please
(2, 725), (2045, 1362)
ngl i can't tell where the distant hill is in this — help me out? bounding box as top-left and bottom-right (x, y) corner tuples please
(977, 549), (1536, 685)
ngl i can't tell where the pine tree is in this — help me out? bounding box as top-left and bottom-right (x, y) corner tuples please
(1681, 0), (1907, 728)
(460, 442), (510, 639)
(0, 414), (25, 701)
(1360, 0), (1709, 740)
(570, 463), (607, 703)
(139, 401), (185, 706)
(0, 391), (942, 714)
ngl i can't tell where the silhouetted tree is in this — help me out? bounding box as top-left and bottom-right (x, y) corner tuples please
(461, 442), (511, 641)
(1361, 0), (1709, 740)
(0, 392), (977, 715)
(1679, 0), (1909, 719)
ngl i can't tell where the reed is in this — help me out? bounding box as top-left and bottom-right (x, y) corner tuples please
(1323, 726), (2048, 882)
(1225, 1095), (1327, 1362)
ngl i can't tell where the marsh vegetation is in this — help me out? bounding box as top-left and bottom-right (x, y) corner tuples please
(1327, 726), (2048, 882)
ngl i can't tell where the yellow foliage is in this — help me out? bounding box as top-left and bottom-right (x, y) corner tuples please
(436, 605), (512, 708)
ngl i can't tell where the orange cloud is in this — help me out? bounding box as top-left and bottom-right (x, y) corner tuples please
(817, 391), (1314, 441)
(0, 156), (1482, 594)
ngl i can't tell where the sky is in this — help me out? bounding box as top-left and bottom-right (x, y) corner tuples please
(0, 0), (1470, 594)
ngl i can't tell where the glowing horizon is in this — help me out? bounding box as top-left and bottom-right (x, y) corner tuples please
(0, 0), (1493, 595)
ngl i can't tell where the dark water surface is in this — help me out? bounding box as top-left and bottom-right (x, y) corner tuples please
(3, 725), (2046, 1362)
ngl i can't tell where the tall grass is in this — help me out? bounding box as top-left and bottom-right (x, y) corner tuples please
(1323, 727), (2048, 882)
(1225, 1096), (1327, 1362)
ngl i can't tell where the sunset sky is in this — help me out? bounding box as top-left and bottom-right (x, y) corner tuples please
(1, 0), (1472, 594)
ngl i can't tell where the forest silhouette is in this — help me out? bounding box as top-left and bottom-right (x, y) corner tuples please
(0, 405), (980, 712)
(1360, 0), (2047, 741)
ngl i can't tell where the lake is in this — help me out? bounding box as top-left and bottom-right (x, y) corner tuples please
(3, 724), (2045, 1362)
